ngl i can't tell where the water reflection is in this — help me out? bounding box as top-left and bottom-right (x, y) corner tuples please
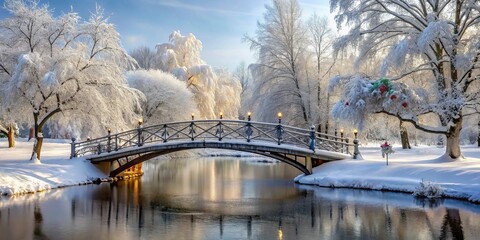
(440, 208), (464, 240)
(0, 156), (479, 240)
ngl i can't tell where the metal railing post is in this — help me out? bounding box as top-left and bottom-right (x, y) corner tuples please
(276, 123), (283, 145)
(245, 122), (253, 142)
(345, 138), (350, 154)
(107, 133), (112, 153)
(309, 125), (316, 151)
(334, 128), (338, 151)
(353, 138), (360, 159)
(70, 138), (76, 159)
(137, 124), (143, 147)
(161, 124), (169, 142)
(216, 121), (224, 141)
(189, 121), (196, 140)
(340, 130), (344, 153)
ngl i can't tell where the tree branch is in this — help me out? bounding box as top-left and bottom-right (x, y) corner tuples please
(376, 110), (447, 134)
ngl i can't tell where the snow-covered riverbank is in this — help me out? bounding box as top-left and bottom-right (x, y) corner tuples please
(295, 144), (480, 203)
(0, 138), (106, 195)
(1, 138), (480, 204)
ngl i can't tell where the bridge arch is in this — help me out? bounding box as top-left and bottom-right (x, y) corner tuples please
(107, 147), (312, 177)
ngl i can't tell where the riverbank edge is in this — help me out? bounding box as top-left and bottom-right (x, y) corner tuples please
(294, 174), (480, 205)
(0, 173), (146, 197)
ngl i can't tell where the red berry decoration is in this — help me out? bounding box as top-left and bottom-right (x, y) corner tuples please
(390, 95), (397, 100)
(378, 84), (387, 94)
(402, 102), (408, 108)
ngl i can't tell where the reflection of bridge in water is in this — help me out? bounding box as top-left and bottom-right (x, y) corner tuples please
(71, 119), (356, 176)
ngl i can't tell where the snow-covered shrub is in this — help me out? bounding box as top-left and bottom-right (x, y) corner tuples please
(413, 180), (443, 198)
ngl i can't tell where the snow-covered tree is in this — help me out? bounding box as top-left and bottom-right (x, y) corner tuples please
(234, 61), (251, 95)
(244, 0), (311, 126)
(235, 61), (253, 118)
(307, 13), (334, 130)
(152, 31), (241, 120)
(130, 46), (156, 70)
(127, 69), (198, 124)
(0, 1), (143, 161)
(214, 68), (242, 118)
(155, 31), (217, 119)
(329, 0), (480, 159)
(0, 95), (18, 147)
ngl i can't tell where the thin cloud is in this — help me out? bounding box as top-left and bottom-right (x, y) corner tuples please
(124, 35), (147, 45)
(143, 0), (260, 16)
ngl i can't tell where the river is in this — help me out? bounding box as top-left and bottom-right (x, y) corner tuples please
(1, 155), (479, 240)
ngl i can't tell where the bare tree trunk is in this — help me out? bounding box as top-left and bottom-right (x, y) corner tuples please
(446, 117), (462, 159)
(7, 126), (15, 148)
(399, 121), (411, 149)
(31, 112), (44, 161)
(34, 137), (43, 160)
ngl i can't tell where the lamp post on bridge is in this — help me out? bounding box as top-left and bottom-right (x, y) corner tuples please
(353, 129), (360, 159)
(246, 112), (253, 142)
(309, 125), (316, 151)
(137, 118), (143, 147)
(107, 128), (112, 153)
(339, 129), (345, 153)
(70, 137), (76, 159)
(216, 112), (224, 141)
(334, 128), (338, 144)
(276, 112), (283, 145)
(477, 121), (480, 147)
(189, 117), (196, 141)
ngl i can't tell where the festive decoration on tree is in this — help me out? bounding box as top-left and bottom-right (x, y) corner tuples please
(369, 78), (394, 95)
(329, 75), (421, 129)
(378, 84), (387, 94)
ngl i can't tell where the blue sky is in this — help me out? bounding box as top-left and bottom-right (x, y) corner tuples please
(0, 0), (332, 70)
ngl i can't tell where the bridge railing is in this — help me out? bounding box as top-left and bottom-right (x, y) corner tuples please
(71, 120), (354, 158)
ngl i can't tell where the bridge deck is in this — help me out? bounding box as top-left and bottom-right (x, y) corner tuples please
(71, 119), (356, 176)
(87, 139), (351, 162)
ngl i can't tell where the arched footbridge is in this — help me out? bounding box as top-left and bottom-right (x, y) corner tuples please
(71, 120), (358, 177)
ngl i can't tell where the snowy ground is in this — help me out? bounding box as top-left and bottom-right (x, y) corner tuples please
(0, 138), (106, 195)
(1, 138), (479, 204)
(296, 144), (480, 203)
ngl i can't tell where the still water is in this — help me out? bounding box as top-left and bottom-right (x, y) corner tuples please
(1, 156), (480, 240)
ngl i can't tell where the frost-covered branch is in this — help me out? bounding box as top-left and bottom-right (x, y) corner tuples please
(376, 110), (447, 134)
(0, 124), (7, 134)
(0, 63), (11, 76)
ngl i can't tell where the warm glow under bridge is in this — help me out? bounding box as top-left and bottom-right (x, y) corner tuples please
(71, 119), (355, 176)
